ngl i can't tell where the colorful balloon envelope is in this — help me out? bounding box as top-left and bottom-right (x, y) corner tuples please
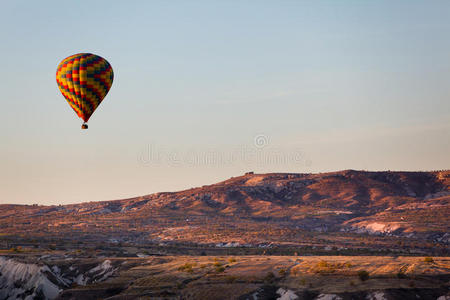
(56, 53), (114, 129)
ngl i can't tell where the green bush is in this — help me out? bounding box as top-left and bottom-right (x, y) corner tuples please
(357, 270), (370, 281)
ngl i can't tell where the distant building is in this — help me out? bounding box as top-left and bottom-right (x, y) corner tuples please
(245, 171), (254, 175)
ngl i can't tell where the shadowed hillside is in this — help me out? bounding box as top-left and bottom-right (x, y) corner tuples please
(1, 170), (449, 255)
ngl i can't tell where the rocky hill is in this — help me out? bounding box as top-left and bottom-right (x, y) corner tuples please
(1, 170), (449, 254)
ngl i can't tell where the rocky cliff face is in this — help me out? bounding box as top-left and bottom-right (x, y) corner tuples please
(0, 257), (118, 300)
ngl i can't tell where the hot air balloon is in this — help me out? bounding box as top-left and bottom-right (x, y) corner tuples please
(56, 53), (114, 129)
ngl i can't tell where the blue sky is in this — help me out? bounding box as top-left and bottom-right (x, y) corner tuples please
(1, 1), (449, 204)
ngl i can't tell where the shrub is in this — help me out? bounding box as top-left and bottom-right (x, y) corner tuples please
(278, 269), (286, 276)
(317, 260), (329, 268)
(227, 257), (236, 263)
(178, 263), (194, 273)
(264, 272), (275, 283)
(424, 257), (434, 263)
(213, 261), (222, 267)
(357, 270), (370, 281)
(10, 246), (26, 252)
(396, 272), (407, 279)
(215, 266), (225, 273)
(314, 260), (338, 274)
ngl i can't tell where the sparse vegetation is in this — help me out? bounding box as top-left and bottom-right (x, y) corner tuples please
(0, 171), (448, 258)
(47, 255), (441, 298)
(1, 169), (449, 299)
(313, 260), (353, 274)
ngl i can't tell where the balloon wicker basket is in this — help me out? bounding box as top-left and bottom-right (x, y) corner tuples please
(82, 123), (88, 129)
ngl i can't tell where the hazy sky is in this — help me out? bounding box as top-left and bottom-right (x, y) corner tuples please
(1, 1), (449, 205)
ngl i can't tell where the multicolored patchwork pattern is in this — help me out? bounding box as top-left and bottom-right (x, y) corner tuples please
(56, 53), (114, 122)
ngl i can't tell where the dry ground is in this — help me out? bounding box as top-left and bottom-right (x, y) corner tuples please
(57, 255), (450, 299)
